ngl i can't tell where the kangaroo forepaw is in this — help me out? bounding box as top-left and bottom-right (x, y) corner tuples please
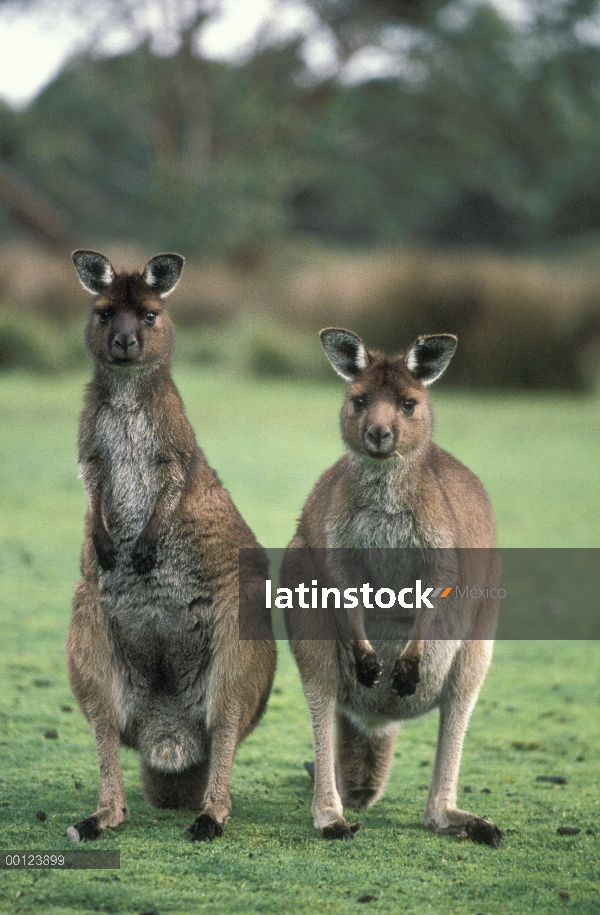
(322, 818), (361, 840)
(391, 655), (420, 696)
(131, 535), (157, 575)
(93, 531), (117, 571)
(355, 652), (383, 688)
(465, 815), (503, 848)
(67, 815), (102, 842)
(187, 813), (224, 842)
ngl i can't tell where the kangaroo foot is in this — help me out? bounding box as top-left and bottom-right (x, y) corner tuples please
(67, 804), (126, 842)
(322, 818), (361, 840)
(187, 813), (224, 842)
(67, 816), (102, 842)
(425, 810), (503, 848)
(464, 815), (503, 847)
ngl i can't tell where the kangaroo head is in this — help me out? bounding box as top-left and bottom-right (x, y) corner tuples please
(72, 251), (184, 369)
(320, 328), (457, 462)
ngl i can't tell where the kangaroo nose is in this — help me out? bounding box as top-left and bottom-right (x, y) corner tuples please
(365, 425), (393, 447)
(112, 333), (137, 353)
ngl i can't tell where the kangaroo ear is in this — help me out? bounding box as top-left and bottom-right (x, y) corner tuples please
(320, 328), (370, 382)
(72, 250), (114, 295)
(405, 334), (457, 385)
(143, 254), (184, 297)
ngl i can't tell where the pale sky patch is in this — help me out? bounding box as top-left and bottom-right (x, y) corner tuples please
(0, 0), (584, 109)
(0, 7), (85, 107)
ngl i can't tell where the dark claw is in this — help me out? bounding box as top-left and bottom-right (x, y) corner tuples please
(391, 655), (420, 697)
(67, 815), (102, 842)
(187, 813), (224, 842)
(131, 536), (157, 575)
(465, 816), (503, 848)
(355, 652), (383, 688)
(322, 819), (361, 840)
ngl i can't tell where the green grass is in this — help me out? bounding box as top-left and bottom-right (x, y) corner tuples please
(0, 367), (599, 914)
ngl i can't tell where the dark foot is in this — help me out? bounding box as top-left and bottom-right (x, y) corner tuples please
(93, 530), (117, 571)
(66, 815), (102, 842)
(465, 815), (503, 848)
(131, 535), (157, 575)
(304, 761), (315, 781)
(187, 813), (224, 842)
(322, 819), (361, 840)
(355, 651), (383, 688)
(391, 655), (420, 697)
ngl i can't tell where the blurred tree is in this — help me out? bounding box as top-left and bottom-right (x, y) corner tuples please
(2, 0), (600, 255)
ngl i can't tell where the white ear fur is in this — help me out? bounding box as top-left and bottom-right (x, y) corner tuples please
(320, 328), (369, 382)
(143, 254), (185, 298)
(405, 335), (457, 385)
(72, 250), (114, 295)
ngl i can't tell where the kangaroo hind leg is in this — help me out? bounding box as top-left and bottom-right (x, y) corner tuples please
(336, 711), (398, 810)
(423, 640), (502, 847)
(67, 722), (128, 842)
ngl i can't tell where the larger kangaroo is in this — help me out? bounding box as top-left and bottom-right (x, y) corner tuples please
(66, 251), (276, 843)
(282, 329), (502, 846)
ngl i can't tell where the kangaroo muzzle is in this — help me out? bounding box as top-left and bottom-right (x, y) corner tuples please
(364, 423), (395, 456)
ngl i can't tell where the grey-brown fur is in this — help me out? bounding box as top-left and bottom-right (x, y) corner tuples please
(66, 251), (276, 842)
(281, 328), (502, 846)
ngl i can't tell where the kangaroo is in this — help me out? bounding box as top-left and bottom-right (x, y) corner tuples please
(66, 251), (276, 843)
(281, 328), (502, 846)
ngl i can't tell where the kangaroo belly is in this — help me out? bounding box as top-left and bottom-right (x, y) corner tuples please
(115, 650), (211, 773)
(98, 523), (210, 621)
(338, 639), (460, 726)
(103, 562), (216, 773)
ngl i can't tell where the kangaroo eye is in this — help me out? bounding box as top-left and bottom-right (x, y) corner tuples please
(402, 399), (416, 415)
(98, 310), (112, 325)
(352, 396), (366, 411)
(145, 313), (157, 325)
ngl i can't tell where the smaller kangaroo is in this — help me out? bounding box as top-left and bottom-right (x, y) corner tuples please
(66, 251), (276, 843)
(281, 328), (502, 845)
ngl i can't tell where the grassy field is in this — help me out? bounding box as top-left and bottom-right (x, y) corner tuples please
(0, 366), (599, 915)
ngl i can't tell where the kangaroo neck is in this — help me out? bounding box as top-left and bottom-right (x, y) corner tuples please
(93, 359), (171, 411)
(347, 444), (428, 513)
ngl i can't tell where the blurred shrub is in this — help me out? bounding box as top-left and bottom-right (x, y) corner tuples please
(173, 312), (328, 381)
(0, 319), (43, 371)
(232, 313), (327, 380)
(0, 315), (61, 372)
(282, 248), (600, 392)
(1, 245), (599, 390)
(0, 312), (87, 373)
(351, 253), (600, 391)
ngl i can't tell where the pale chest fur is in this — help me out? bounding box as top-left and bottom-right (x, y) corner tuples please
(94, 397), (159, 544)
(88, 394), (204, 628)
(327, 458), (452, 551)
